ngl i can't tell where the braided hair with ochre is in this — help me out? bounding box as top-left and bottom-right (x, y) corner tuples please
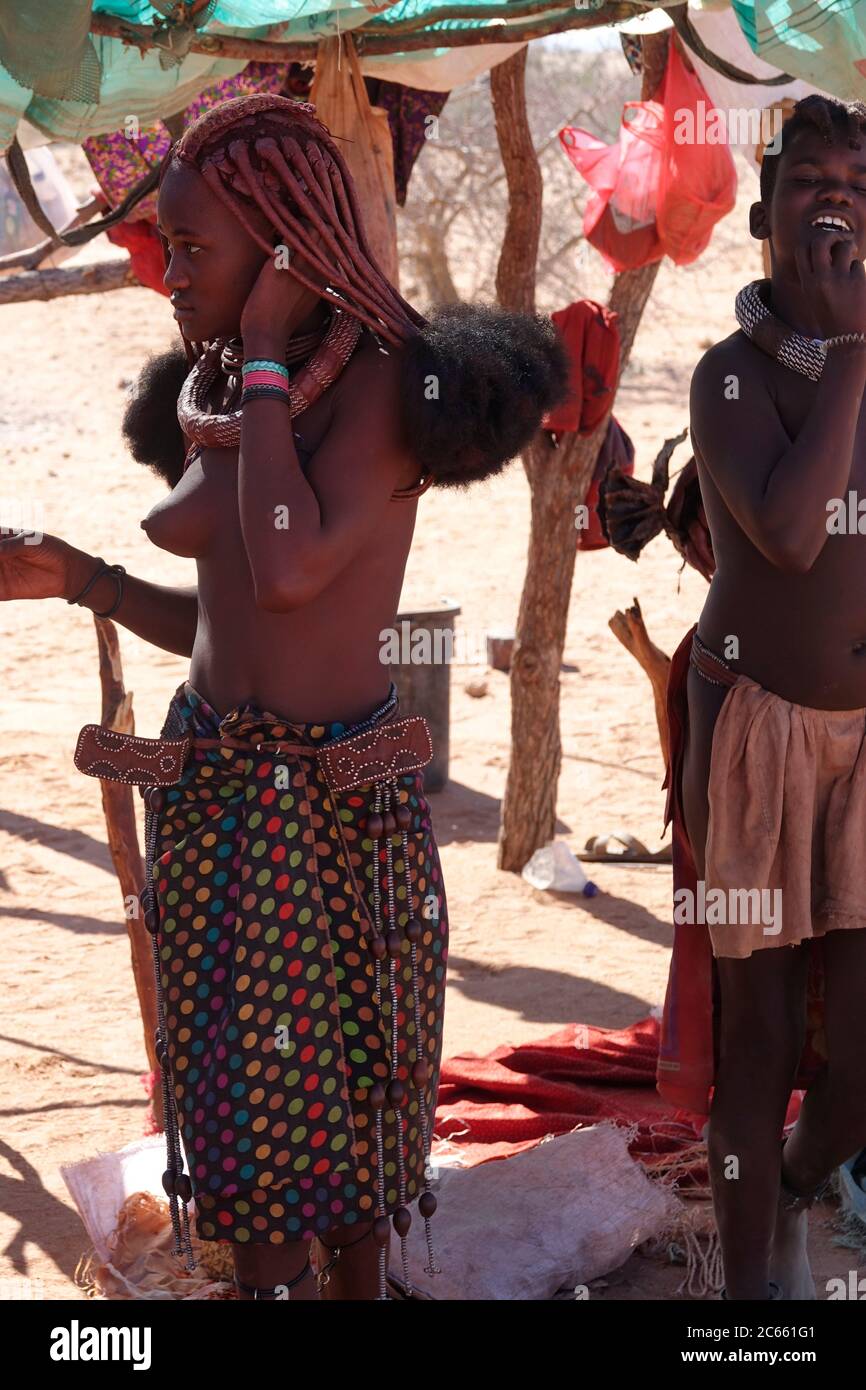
(125, 93), (570, 490)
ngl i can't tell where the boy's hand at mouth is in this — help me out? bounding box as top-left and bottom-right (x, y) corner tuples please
(795, 227), (866, 341)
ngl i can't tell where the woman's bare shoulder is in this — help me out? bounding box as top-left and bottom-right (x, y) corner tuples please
(334, 327), (405, 400)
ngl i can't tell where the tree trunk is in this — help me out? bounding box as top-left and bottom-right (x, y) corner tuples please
(494, 32), (669, 871)
(491, 48), (542, 315)
(415, 222), (461, 305)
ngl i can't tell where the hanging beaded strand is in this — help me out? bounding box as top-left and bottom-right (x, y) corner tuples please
(395, 777), (440, 1276)
(366, 780), (390, 1300)
(362, 771), (440, 1291)
(382, 781), (414, 1293)
(140, 716), (196, 1270)
(317, 681), (401, 1299)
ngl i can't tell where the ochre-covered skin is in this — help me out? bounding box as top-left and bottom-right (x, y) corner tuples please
(137, 95), (449, 1300)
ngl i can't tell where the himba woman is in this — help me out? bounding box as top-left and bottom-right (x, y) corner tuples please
(661, 94), (866, 1301)
(0, 94), (568, 1301)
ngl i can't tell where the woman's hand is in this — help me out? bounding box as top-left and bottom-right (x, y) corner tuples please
(240, 221), (329, 347)
(0, 531), (96, 602)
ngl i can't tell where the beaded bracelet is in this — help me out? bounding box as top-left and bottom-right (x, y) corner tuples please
(241, 384), (291, 407)
(66, 558), (126, 618)
(242, 369), (291, 392)
(242, 359), (289, 380)
(824, 332), (866, 349)
(241, 360), (291, 408)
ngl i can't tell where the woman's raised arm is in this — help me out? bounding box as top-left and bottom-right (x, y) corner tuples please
(0, 532), (198, 658)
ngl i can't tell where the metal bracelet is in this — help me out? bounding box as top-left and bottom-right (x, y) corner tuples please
(94, 564), (126, 618)
(66, 558), (126, 618)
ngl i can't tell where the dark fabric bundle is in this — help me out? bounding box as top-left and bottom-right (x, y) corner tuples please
(597, 429), (715, 581)
(664, 455), (715, 581)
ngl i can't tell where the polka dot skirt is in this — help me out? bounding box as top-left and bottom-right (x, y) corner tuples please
(149, 680), (448, 1247)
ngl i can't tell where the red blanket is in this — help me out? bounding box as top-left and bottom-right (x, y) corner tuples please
(434, 1017), (712, 1190)
(433, 1016), (804, 1195)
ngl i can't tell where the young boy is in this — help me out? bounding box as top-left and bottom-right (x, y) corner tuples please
(659, 94), (866, 1301)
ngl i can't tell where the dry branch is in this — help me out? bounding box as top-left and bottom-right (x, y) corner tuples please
(0, 260), (138, 306)
(608, 598), (671, 765)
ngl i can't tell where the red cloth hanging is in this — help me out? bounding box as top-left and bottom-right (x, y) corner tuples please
(541, 299), (631, 552)
(577, 415), (635, 552)
(542, 299), (621, 434)
(560, 40), (737, 272)
(107, 218), (169, 297)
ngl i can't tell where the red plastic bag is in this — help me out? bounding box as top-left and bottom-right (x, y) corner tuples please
(560, 42), (737, 271)
(655, 43), (737, 263)
(561, 101), (665, 272)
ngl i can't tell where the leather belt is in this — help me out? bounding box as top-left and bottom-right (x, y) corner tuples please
(74, 714), (434, 796)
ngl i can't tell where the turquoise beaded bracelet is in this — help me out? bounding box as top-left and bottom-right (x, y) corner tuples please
(242, 358), (289, 379)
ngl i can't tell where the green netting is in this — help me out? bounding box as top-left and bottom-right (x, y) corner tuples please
(0, 0), (102, 104)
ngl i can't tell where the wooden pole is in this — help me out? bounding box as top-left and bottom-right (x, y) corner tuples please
(92, 617), (163, 1129)
(495, 30), (670, 872)
(90, 4), (646, 59)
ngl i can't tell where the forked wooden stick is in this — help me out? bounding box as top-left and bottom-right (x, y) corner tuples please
(93, 616), (163, 1129)
(608, 597), (671, 766)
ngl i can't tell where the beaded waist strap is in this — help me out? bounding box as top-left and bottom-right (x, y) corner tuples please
(689, 633), (741, 689)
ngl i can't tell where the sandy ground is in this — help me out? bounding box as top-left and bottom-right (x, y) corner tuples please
(0, 152), (862, 1302)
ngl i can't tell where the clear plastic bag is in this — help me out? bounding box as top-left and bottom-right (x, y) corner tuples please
(522, 840), (597, 897)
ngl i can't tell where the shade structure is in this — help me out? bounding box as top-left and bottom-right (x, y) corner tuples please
(0, 0), (659, 153)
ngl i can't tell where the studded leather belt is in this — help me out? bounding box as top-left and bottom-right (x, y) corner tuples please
(73, 713), (434, 797)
